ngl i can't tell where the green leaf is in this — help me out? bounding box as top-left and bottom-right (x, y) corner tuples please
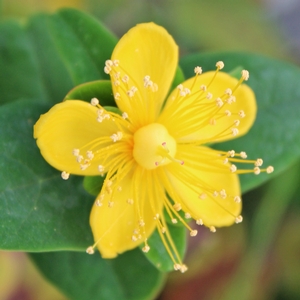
(83, 175), (106, 197)
(0, 20), (46, 104)
(180, 52), (300, 192)
(30, 249), (165, 300)
(0, 100), (94, 251)
(48, 8), (117, 85)
(141, 224), (187, 272)
(64, 80), (115, 106)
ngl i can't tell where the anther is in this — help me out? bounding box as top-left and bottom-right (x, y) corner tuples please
(225, 88), (232, 95)
(127, 198), (134, 205)
(194, 66), (202, 75)
(114, 93), (120, 100)
(110, 131), (123, 142)
(200, 84), (207, 91)
(240, 151), (247, 158)
(185, 212), (192, 219)
(225, 110), (231, 116)
(108, 201), (114, 208)
(196, 219), (203, 225)
(177, 84), (183, 91)
(173, 203), (182, 211)
(122, 75), (129, 83)
(223, 158), (229, 164)
(190, 230), (198, 237)
(254, 167), (261, 175)
(174, 264), (181, 271)
(216, 61), (224, 70)
(122, 112), (128, 119)
(220, 189), (227, 199)
(199, 193), (207, 199)
(267, 166), (274, 174)
(112, 60), (119, 67)
(172, 218), (178, 224)
(72, 149), (80, 156)
(180, 265), (188, 273)
(241, 70), (249, 81)
(232, 128), (239, 136)
(235, 215), (243, 224)
(86, 246), (94, 254)
(239, 110), (246, 118)
(230, 164), (237, 173)
(139, 219), (145, 227)
(132, 235), (137, 242)
(104, 66), (111, 74)
(142, 245), (150, 253)
(216, 98), (223, 107)
(98, 165), (105, 173)
(227, 96), (236, 104)
(90, 98), (99, 106)
(234, 120), (240, 126)
(228, 150), (235, 157)
(210, 226), (216, 233)
(255, 158), (263, 167)
(87, 150), (94, 160)
(206, 92), (213, 100)
(96, 199), (102, 207)
(234, 196), (241, 203)
(61, 171), (69, 180)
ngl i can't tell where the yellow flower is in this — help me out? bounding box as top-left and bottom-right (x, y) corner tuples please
(34, 23), (273, 272)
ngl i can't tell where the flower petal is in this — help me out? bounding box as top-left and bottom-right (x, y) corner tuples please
(162, 146), (241, 227)
(90, 168), (160, 258)
(110, 23), (178, 124)
(161, 71), (256, 143)
(34, 100), (119, 175)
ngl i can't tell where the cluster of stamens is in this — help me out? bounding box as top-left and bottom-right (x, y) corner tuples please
(59, 59), (275, 273)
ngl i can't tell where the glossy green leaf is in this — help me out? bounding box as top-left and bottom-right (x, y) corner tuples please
(141, 224), (187, 272)
(180, 52), (300, 192)
(0, 100), (94, 251)
(64, 80), (115, 106)
(83, 175), (106, 197)
(30, 249), (165, 300)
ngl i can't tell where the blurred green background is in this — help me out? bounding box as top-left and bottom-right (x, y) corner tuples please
(1, 0), (300, 299)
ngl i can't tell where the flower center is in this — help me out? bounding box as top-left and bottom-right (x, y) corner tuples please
(133, 123), (177, 170)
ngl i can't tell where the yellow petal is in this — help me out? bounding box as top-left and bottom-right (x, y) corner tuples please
(34, 100), (119, 175)
(90, 168), (160, 258)
(110, 23), (178, 125)
(160, 71), (256, 143)
(163, 146), (241, 227)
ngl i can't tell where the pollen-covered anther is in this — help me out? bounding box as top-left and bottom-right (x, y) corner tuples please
(232, 128), (239, 136)
(213, 191), (219, 197)
(112, 59), (119, 67)
(139, 219), (145, 227)
(72, 148), (80, 156)
(190, 230), (198, 237)
(225, 110), (231, 117)
(110, 131), (123, 142)
(161, 227), (166, 234)
(142, 245), (150, 253)
(223, 158), (229, 164)
(127, 198), (134, 205)
(267, 166), (274, 174)
(177, 84), (183, 91)
(206, 92), (213, 100)
(104, 66), (111, 74)
(210, 226), (216, 233)
(230, 164), (237, 173)
(225, 88), (232, 95)
(196, 219), (203, 225)
(96, 199), (103, 207)
(108, 201), (114, 208)
(98, 165), (105, 173)
(220, 189), (227, 199)
(86, 246), (94, 255)
(216, 98), (223, 107)
(239, 110), (246, 118)
(86, 150), (94, 160)
(194, 66), (202, 75)
(255, 158), (263, 167)
(173, 203), (182, 211)
(234, 120), (240, 127)
(127, 86), (138, 98)
(216, 61), (224, 70)
(90, 97), (99, 106)
(122, 75), (129, 83)
(114, 93), (120, 100)
(235, 215), (243, 224)
(131, 235), (138, 242)
(185, 212), (192, 219)
(199, 193), (207, 199)
(240, 151), (247, 159)
(172, 218), (178, 224)
(227, 96), (236, 104)
(61, 171), (69, 180)
(200, 84), (207, 91)
(174, 264), (181, 271)
(234, 196), (241, 203)
(242, 70), (250, 81)
(254, 167), (261, 175)
(228, 150), (235, 157)
(122, 112), (128, 119)
(180, 264), (188, 273)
